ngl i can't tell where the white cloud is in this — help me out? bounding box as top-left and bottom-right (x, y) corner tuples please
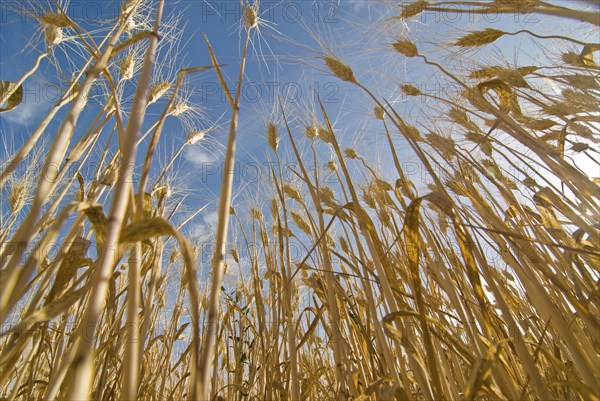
(1, 93), (50, 127)
(184, 146), (216, 166)
(203, 210), (219, 228)
(192, 209), (218, 243)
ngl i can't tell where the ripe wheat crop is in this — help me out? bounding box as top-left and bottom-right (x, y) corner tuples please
(1, 1), (598, 400)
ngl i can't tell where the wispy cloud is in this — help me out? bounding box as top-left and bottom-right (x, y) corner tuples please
(0, 92), (50, 127)
(191, 209), (219, 271)
(184, 146), (217, 166)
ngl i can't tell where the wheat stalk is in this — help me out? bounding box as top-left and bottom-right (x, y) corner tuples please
(1, 1), (599, 400)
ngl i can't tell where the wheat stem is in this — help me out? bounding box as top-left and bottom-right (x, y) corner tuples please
(196, 28), (251, 401)
(65, 2), (164, 399)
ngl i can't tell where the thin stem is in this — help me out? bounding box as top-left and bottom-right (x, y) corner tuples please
(196, 28), (251, 401)
(64, 2), (164, 399)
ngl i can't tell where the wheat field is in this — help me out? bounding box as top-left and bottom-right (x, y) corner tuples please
(0, 0), (599, 400)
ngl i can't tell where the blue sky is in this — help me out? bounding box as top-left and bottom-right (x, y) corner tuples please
(0, 0), (598, 337)
(0, 1), (390, 283)
(1, 0), (598, 273)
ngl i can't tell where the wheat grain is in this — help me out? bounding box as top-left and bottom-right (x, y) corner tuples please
(454, 28), (506, 47)
(169, 101), (191, 116)
(120, 55), (135, 80)
(427, 132), (456, 157)
(344, 148), (358, 159)
(44, 25), (64, 46)
(243, 6), (258, 29)
(250, 207), (263, 220)
(392, 39), (418, 57)
(319, 187), (336, 207)
(267, 122), (279, 152)
(400, 0), (429, 19)
(374, 105), (385, 120)
(318, 127), (334, 143)
(306, 125), (319, 139)
(148, 81), (171, 104)
(291, 211), (312, 235)
(186, 130), (207, 145)
(324, 57), (358, 83)
(38, 12), (74, 28)
(283, 184), (302, 203)
(8, 182), (26, 213)
(402, 84), (421, 96)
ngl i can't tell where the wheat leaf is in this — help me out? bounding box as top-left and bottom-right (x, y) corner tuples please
(0, 81), (23, 112)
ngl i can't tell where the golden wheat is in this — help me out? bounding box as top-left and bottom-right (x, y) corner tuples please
(1, 1), (599, 401)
